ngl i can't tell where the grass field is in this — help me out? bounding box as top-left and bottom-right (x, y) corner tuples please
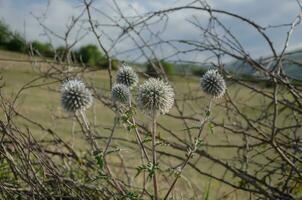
(0, 50), (280, 199)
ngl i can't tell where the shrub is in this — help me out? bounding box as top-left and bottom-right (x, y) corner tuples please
(55, 46), (68, 60)
(31, 41), (54, 57)
(146, 60), (174, 77)
(5, 33), (27, 53)
(192, 67), (207, 76)
(55, 46), (78, 62)
(0, 20), (11, 47)
(78, 44), (104, 67)
(98, 58), (119, 70)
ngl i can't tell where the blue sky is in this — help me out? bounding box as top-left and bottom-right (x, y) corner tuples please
(0, 0), (301, 62)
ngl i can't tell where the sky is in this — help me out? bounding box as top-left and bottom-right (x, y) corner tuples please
(0, 0), (302, 63)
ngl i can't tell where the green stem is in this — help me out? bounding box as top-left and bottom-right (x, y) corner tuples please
(103, 116), (118, 156)
(152, 111), (159, 200)
(163, 100), (212, 200)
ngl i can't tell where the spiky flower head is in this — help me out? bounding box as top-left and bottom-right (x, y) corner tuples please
(111, 84), (130, 104)
(200, 69), (226, 98)
(60, 79), (93, 112)
(116, 65), (139, 88)
(137, 78), (174, 115)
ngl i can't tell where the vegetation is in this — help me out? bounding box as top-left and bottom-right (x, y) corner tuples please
(0, 20), (27, 53)
(146, 60), (175, 77)
(1, 0), (302, 198)
(77, 44), (104, 67)
(1, 49), (301, 199)
(0, 20), (10, 46)
(192, 67), (207, 76)
(0, 20), (114, 69)
(0, 51), (230, 199)
(31, 41), (54, 57)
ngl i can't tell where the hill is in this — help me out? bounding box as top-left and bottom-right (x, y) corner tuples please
(225, 50), (302, 80)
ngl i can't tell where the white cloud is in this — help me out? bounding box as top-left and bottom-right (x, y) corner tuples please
(219, 0), (255, 3)
(0, 0), (302, 62)
(0, 0), (85, 46)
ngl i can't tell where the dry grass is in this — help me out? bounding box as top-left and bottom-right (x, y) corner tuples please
(0, 50), (276, 199)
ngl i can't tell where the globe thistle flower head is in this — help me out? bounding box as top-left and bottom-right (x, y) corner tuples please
(111, 84), (130, 104)
(116, 65), (139, 88)
(137, 78), (174, 115)
(200, 69), (226, 98)
(60, 79), (93, 112)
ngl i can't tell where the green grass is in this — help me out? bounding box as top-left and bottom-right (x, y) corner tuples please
(0, 50), (284, 199)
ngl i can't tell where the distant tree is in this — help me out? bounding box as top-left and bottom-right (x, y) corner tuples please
(192, 67), (207, 76)
(78, 44), (104, 67)
(55, 46), (67, 57)
(6, 33), (27, 53)
(146, 60), (174, 77)
(0, 20), (11, 47)
(31, 41), (54, 57)
(0, 20), (27, 53)
(54, 46), (72, 62)
(98, 58), (119, 70)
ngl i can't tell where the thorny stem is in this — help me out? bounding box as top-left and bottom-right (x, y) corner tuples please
(152, 111), (159, 200)
(131, 116), (151, 163)
(104, 116), (118, 155)
(128, 96), (150, 197)
(71, 120), (76, 149)
(84, 0), (113, 89)
(163, 100), (212, 200)
(77, 110), (125, 195)
(129, 96), (150, 162)
(78, 110), (99, 152)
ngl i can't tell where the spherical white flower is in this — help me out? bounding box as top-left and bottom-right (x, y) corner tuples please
(200, 69), (226, 98)
(111, 84), (130, 104)
(116, 65), (139, 88)
(60, 79), (93, 112)
(137, 78), (174, 115)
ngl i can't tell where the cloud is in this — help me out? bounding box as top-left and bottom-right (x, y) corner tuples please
(0, 0), (302, 62)
(0, 0), (81, 45)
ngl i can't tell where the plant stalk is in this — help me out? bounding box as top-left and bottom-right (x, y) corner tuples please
(152, 111), (159, 200)
(163, 100), (212, 200)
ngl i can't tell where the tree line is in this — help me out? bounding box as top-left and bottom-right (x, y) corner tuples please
(0, 20), (180, 76)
